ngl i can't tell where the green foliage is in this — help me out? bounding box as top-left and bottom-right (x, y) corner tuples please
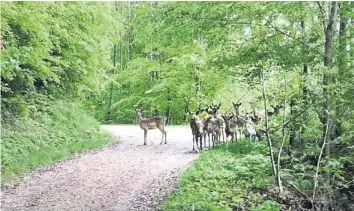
(1, 2), (118, 114)
(163, 141), (278, 211)
(1, 1), (354, 209)
(252, 200), (280, 211)
(1, 101), (113, 182)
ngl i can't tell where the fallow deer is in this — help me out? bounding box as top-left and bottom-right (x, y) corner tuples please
(202, 107), (222, 148)
(135, 109), (167, 145)
(221, 113), (238, 143)
(209, 103), (226, 142)
(232, 102), (248, 139)
(189, 110), (205, 151)
(243, 115), (260, 143)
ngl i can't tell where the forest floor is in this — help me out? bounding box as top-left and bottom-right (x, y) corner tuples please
(1, 125), (198, 211)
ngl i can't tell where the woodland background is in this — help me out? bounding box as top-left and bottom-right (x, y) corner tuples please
(1, 2), (353, 210)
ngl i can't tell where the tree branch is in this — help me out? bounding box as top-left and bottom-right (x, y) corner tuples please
(268, 98), (317, 132)
(265, 21), (307, 46)
(312, 106), (330, 202)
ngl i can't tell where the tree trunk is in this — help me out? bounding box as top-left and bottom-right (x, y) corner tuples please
(301, 16), (309, 144)
(184, 99), (190, 122)
(127, 1), (132, 64)
(106, 44), (117, 122)
(195, 67), (201, 109)
(322, 1), (337, 160)
(261, 64), (279, 189)
(334, 2), (348, 139)
(289, 99), (298, 151)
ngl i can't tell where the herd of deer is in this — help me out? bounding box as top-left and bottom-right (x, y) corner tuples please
(135, 102), (282, 150)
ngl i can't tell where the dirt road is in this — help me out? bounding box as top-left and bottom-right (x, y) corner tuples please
(1, 125), (197, 211)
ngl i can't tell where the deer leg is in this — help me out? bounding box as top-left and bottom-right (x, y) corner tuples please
(159, 128), (166, 144)
(208, 134), (211, 149)
(195, 135), (198, 150)
(199, 136), (202, 150)
(204, 134), (206, 147)
(144, 129), (148, 145)
(192, 134), (195, 151)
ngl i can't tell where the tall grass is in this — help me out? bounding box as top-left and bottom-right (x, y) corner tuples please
(1, 101), (114, 183)
(163, 140), (279, 211)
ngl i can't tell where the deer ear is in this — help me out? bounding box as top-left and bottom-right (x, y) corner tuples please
(141, 109), (144, 112)
(195, 110), (200, 115)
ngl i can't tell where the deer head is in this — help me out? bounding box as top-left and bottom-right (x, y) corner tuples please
(232, 102), (242, 115)
(135, 108), (144, 118)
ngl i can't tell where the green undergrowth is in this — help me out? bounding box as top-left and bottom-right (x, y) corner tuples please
(1, 101), (114, 183)
(163, 141), (280, 211)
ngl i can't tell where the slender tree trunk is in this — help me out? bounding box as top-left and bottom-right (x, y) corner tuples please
(277, 79), (287, 199)
(106, 44), (117, 122)
(301, 16), (309, 145)
(184, 99), (190, 122)
(195, 67), (201, 109)
(289, 99), (298, 152)
(323, 1), (336, 161)
(320, 3), (337, 207)
(261, 64), (278, 186)
(334, 2), (348, 139)
(127, 1), (132, 64)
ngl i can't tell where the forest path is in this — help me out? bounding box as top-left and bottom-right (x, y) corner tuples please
(1, 125), (197, 211)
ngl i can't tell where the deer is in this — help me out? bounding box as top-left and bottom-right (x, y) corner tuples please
(189, 110), (205, 151)
(203, 116), (220, 148)
(135, 109), (167, 145)
(251, 104), (283, 122)
(232, 102), (248, 139)
(202, 107), (221, 148)
(221, 113), (238, 143)
(209, 103), (226, 142)
(242, 114), (261, 143)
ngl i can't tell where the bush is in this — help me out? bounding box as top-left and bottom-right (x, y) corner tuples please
(1, 101), (114, 182)
(163, 141), (278, 211)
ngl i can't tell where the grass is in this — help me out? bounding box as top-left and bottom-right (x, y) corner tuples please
(1, 101), (114, 183)
(163, 140), (280, 211)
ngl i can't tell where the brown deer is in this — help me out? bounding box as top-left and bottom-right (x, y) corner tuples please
(209, 103), (225, 142)
(202, 107), (221, 148)
(232, 102), (248, 138)
(135, 109), (167, 145)
(242, 115), (261, 143)
(203, 116), (220, 148)
(221, 113), (238, 143)
(189, 110), (205, 150)
(251, 104), (283, 123)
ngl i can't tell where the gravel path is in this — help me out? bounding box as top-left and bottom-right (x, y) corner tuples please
(1, 125), (198, 211)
